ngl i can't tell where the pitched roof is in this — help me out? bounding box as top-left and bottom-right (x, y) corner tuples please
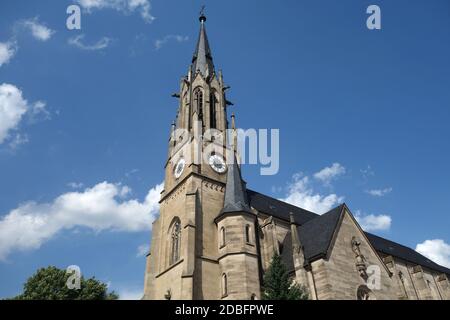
(297, 205), (344, 261)
(247, 191), (450, 276)
(247, 190), (317, 224)
(366, 233), (450, 275)
(192, 16), (215, 78)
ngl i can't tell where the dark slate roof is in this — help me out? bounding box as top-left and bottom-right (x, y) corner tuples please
(192, 18), (215, 78)
(247, 190), (317, 225)
(297, 205), (344, 261)
(246, 191), (450, 276)
(219, 155), (252, 216)
(366, 233), (450, 275)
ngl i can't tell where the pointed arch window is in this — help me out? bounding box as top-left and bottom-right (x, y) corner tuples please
(194, 89), (203, 122)
(210, 92), (217, 129)
(169, 218), (181, 265)
(222, 273), (228, 297)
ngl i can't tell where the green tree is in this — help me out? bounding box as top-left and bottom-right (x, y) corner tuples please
(11, 266), (119, 300)
(262, 254), (309, 300)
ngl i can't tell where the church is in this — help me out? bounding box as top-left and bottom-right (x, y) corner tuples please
(143, 14), (450, 300)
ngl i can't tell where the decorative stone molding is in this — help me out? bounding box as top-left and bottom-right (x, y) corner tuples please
(162, 183), (187, 205)
(203, 180), (225, 192)
(351, 236), (368, 280)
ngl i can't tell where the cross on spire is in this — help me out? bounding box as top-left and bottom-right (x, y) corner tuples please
(200, 5), (206, 17)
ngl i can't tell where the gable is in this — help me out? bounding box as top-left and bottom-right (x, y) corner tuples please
(318, 210), (398, 299)
(327, 209), (393, 278)
(297, 205), (344, 261)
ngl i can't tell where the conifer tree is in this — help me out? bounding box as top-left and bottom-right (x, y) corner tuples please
(262, 254), (309, 300)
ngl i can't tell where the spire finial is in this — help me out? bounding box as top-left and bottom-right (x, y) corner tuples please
(199, 5), (206, 23)
(192, 5), (214, 77)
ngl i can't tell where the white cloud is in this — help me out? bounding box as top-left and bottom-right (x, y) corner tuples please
(355, 211), (391, 232)
(68, 34), (113, 51)
(155, 35), (189, 50)
(21, 18), (55, 41)
(119, 185), (132, 198)
(365, 187), (392, 197)
(313, 163), (346, 185)
(77, 0), (155, 23)
(0, 83), (48, 145)
(136, 243), (149, 257)
(0, 84), (29, 144)
(118, 287), (143, 300)
(416, 239), (450, 268)
(0, 181), (163, 261)
(28, 101), (51, 123)
(360, 165), (375, 180)
(67, 182), (84, 189)
(125, 168), (139, 178)
(8, 133), (29, 149)
(31, 101), (48, 116)
(281, 173), (344, 214)
(0, 41), (16, 67)
(280, 165), (392, 232)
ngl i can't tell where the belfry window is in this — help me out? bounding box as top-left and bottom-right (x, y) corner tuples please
(222, 273), (228, 297)
(194, 89), (203, 122)
(170, 218), (181, 265)
(210, 92), (217, 129)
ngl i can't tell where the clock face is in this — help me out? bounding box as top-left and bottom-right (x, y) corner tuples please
(209, 154), (226, 174)
(174, 158), (185, 178)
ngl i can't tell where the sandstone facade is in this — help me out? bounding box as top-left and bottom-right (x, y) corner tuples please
(143, 14), (450, 300)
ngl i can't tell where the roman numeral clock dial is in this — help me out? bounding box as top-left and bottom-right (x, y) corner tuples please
(209, 154), (227, 174)
(174, 158), (186, 178)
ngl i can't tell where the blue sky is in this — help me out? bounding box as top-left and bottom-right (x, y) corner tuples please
(1, 0), (449, 299)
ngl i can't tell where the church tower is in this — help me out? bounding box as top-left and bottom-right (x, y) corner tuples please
(143, 13), (261, 300)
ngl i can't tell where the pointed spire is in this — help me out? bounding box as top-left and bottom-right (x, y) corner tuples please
(192, 10), (215, 78)
(221, 153), (252, 215)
